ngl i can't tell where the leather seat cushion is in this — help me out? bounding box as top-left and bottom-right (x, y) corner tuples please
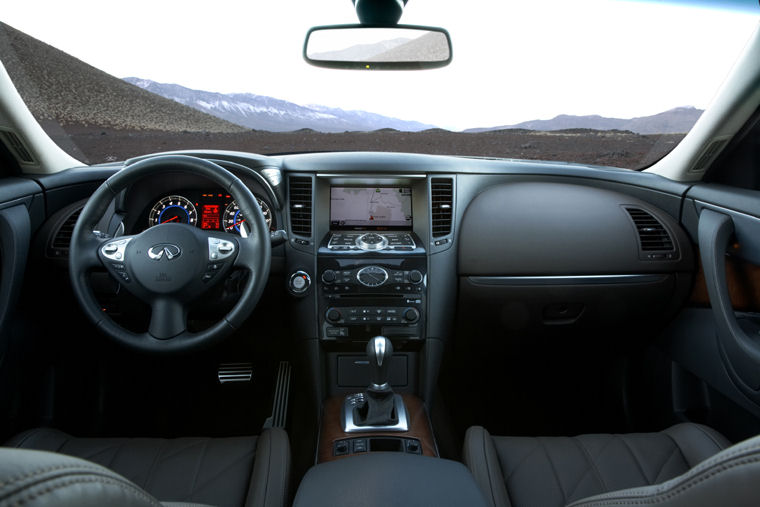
(463, 423), (730, 507)
(5, 428), (265, 507)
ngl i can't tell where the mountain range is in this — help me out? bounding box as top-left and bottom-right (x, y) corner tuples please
(123, 78), (436, 133)
(465, 107), (703, 135)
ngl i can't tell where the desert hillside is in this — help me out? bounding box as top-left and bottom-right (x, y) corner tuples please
(0, 22), (244, 133)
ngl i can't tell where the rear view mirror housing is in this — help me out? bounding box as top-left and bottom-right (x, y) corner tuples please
(303, 24), (453, 70)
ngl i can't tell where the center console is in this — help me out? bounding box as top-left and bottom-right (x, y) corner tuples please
(317, 185), (426, 343)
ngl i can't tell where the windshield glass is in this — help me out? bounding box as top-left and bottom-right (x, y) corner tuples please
(1, 0), (758, 168)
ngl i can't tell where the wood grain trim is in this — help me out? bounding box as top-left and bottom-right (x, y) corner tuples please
(318, 394), (437, 463)
(691, 254), (760, 313)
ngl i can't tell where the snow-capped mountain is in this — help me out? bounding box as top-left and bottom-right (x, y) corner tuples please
(465, 107), (703, 135)
(123, 78), (436, 133)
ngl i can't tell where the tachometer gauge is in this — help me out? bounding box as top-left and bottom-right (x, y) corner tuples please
(223, 197), (272, 234)
(148, 195), (198, 227)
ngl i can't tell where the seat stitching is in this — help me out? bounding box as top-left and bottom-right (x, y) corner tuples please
(188, 447), (256, 495)
(617, 435), (653, 484)
(153, 439), (207, 464)
(142, 439), (167, 491)
(537, 437), (569, 504)
(690, 424), (727, 453)
(184, 438), (209, 502)
(78, 443), (126, 464)
(564, 454), (760, 507)
(106, 440), (127, 470)
(660, 430), (689, 470)
(2, 476), (162, 506)
(479, 430), (500, 507)
(653, 446), (682, 483)
(566, 437), (606, 500)
(503, 441), (541, 482)
(580, 436), (612, 492)
(55, 434), (70, 454)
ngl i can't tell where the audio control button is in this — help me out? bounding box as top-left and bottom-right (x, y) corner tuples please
(404, 308), (420, 323)
(326, 308), (342, 323)
(321, 270), (336, 284)
(409, 270), (423, 284)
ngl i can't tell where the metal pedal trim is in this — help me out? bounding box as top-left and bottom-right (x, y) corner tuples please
(218, 362), (253, 384)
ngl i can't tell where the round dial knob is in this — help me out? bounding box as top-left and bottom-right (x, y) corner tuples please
(321, 269), (336, 284)
(288, 271), (311, 295)
(326, 308), (342, 323)
(409, 270), (423, 284)
(404, 308), (420, 323)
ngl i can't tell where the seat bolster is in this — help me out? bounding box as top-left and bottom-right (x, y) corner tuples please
(5, 427), (71, 450)
(663, 423), (731, 467)
(245, 428), (290, 507)
(0, 447), (162, 507)
(567, 434), (760, 507)
(463, 426), (512, 507)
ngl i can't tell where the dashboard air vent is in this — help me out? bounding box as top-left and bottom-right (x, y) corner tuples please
(625, 207), (674, 252)
(50, 206), (83, 255)
(289, 176), (313, 236)
(431, 177), (453, 237)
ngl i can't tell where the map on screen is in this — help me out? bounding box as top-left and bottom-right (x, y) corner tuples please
(330, 187), (412, 228)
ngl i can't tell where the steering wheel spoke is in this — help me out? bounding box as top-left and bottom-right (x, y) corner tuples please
(149, 298), (188, 340)
(99, 235), (136, 283)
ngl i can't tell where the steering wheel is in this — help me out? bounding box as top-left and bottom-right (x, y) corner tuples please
(69, 155), (271, 353)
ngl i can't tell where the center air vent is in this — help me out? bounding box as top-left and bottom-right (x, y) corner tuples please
(625, 207), (674, 253)
(289, 176), (313, 236)
(431, 177), (453, 237)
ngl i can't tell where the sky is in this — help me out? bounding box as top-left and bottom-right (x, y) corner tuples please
(2, 0), (759, 131)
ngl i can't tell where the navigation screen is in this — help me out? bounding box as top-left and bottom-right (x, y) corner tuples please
(330, 187), (413, 229)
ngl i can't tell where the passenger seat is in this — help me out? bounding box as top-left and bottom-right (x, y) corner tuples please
(463, 423), (760, 506)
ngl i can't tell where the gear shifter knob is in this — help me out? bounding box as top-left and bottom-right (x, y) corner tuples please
(366, 336), (393, 391)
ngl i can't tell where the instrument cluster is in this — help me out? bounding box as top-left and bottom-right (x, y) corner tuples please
(145, 189), (273, 235)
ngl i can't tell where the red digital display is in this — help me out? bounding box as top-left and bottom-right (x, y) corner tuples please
(201, 204), (220, 230)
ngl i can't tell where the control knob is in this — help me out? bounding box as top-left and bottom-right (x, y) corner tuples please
(403, 308), (420, 323)
(321, 269), (336, 284)
(409, 270), (423, 284)
(326, 308), (342, 323)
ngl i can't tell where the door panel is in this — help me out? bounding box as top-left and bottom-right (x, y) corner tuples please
(668, 183), (760, 431)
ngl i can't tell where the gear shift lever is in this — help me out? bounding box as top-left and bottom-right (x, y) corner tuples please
(367, 336), (393, 392)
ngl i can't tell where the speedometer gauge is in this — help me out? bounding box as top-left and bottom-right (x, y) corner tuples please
(223, 197), (272, 234)
(148, 195), (198, 227)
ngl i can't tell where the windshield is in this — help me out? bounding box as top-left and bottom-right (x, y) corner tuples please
(1, 0), (758, 169)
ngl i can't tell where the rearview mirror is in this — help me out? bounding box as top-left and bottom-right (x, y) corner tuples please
(304, 24), (452, 70)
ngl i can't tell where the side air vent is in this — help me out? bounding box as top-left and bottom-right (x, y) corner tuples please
(431, 177), (453, 237)
(625, 207), (674, 252)
(289, 176), (313, 236)
(50, 206), (83, 256)
(0, 130), (36, 164)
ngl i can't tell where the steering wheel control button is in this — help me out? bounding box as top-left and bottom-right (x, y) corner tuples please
(208, 237), (236, 260)
(289, 271), (311, 295)
(101, 237), (133, 261)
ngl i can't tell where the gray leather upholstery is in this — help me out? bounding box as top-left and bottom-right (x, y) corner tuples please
(293, 453), (489, 507)
(463, 423), (730, 507)
(4, 427), (290, 507)
(568, 434), (760, 507)
(0, 448), (163, 507)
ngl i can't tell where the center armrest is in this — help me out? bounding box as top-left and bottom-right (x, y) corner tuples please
(293, 453), (488, 507)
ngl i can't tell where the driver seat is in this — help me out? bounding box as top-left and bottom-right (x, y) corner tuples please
(2, 427), (290, 507)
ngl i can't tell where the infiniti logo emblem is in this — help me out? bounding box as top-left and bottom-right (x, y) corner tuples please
(148, 244), (181, 261)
